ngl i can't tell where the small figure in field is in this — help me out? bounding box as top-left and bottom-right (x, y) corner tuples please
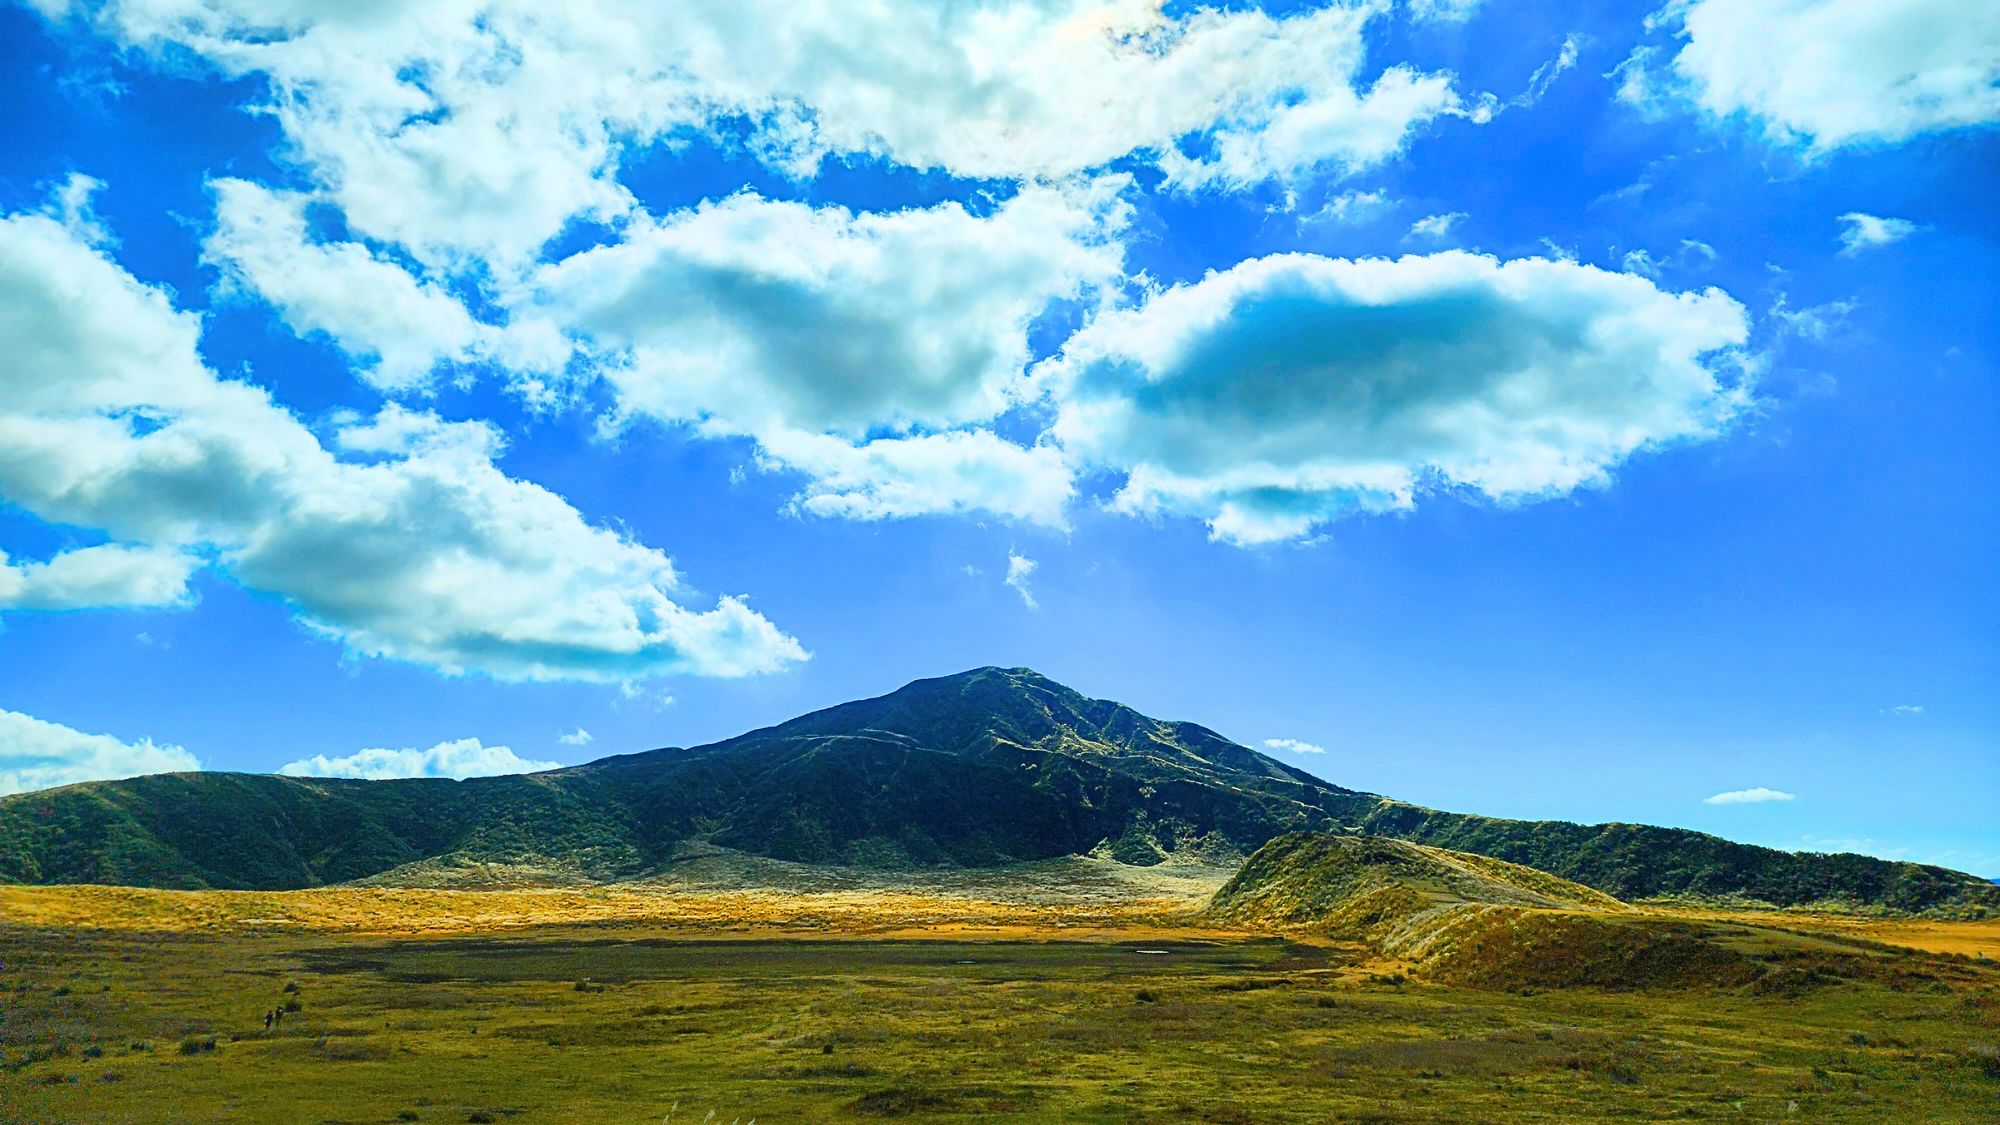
(263, 1011), (273, 1030)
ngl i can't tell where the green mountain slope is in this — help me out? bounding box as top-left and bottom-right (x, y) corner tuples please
(0, 667), (1992, 913)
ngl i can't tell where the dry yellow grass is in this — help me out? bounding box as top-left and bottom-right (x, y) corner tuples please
(1649, 904), (2000, 960)
(0, 863), (1237, 942)
(7, 876), (2000, 1122)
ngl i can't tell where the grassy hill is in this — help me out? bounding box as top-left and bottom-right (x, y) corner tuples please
(1, 667), (1993, 913)
(1204, 832), (1943, 992)
(1207, 831), (1621, 934)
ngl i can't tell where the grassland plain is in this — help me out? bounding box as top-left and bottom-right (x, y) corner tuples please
(3, 869), (1999, 1124)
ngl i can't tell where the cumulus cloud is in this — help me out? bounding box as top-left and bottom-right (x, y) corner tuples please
(202, 179), (565, 392)
(1038, 250), (1751, 544)
(1624, 0), (2000, 151)
(539, 187), (1120, 440)
(1837, 212), (1921, 255)
(60, 0), (1468, 265)
(0, 203), (804, 682)
(557, 727), (593, 747)
(0, 708), (200, 796)
(1263, 737), (1326, 755)
(760, 430), (1075, 527)
(533, 186), (1115, 524)
(328, 402), (503, 461)
(0, 543), (200, 612)
(27, 4), (1531, 542)
(1005, 551), (1040, 609)
(278, 737), (559, 781)
(1704, 786), (1796, 805)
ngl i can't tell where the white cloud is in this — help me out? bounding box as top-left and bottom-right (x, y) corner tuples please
(68, 0), (1468, 265)
(1626, 0), (2000, 151)
(557, 727), (593, 746)
(1407, 0), (1484, 23)
(539, 187), (1120, 440)
(30, 3), (1501, 541)
(203, 179), (564, 392)
(1300, 188), (1395, 226)
(1770, 294), (1857, 341)
(1005, 551), (1039, 609)
(1622, 249), (1664, 278)
(278, 737), (559, 781)
(533, 186), (1113, 525)
(0, 543), (200, 612)
(1704, 786), (1796, 805)
(1407, 211), (1466, 240)
(42, 172), (112, 247)
(0, 202), (804, 683)
(0, 708), (200, 796)
(328, 402), (503, 461)
(761, 430), (1075, 527)
(1883, 704), (1925, 716)
(1038, 250), (1751, 544)
(1837, 212), (1921, 255)
(1515, 33), (1582, 107)
(1263, 737), (1326, 755)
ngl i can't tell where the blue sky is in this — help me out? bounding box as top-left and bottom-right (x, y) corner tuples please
(0, 0), (1994, 875)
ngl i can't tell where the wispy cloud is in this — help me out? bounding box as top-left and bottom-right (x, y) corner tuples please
(1881, 704), (1924, 717)
(1005, 551), (1039, 609)
(1703, 786), (1795, 805)
(1263, 737), (1326, 755)
(1837, 212), (1919, 255)
(1796, 837), (2000, 878)
(1514, 33), (1583, 108)
(1298, 188), (1393, 227)
(1407, 211), (1466, 240)
(1770, 293), (1857, 341)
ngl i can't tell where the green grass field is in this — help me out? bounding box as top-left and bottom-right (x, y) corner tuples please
(4, 898), (1999, 1123)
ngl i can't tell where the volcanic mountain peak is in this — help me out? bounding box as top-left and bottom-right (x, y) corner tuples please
(0, 667), (1993, 915)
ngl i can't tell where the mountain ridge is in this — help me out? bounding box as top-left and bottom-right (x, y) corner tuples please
(1, 667), (1992, 913)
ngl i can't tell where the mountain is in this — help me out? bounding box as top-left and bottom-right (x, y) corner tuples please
(1, 667), (1993, 913)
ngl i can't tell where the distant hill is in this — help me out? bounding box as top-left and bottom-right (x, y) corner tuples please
(1, 667), (1993, 913)
(1207, 831), (1621, 937)
(1208, 833), (1811, 991)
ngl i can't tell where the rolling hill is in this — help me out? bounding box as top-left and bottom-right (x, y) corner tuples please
(1206, 832), (1872, 991)
(1, 667), (1993, 913)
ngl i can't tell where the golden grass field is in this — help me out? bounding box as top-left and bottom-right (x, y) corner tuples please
(3, 869), (1998, 1123)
